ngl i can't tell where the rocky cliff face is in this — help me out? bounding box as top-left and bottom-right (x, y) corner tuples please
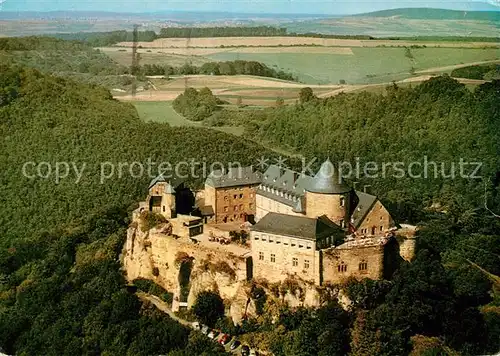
(122, 224), (333, 323)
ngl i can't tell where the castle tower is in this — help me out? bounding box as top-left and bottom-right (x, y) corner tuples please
(148, 175), (177, 219)
(305, 159), (357, 228)
(161, 183), (176, 219)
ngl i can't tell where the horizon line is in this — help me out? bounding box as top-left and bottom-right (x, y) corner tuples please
(1, 6), (499, 17)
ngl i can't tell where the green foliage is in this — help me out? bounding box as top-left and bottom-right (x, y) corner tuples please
(50, 30), (158, 47)
(140, 60), (296, 81)
(298, 87), (316, 104)
(0, 65), (274, 354)
(246, 77), (500, 222)
(167, 331), (227, 356)
(241, 301), (351, 356)
(451, 63), (500, 80)
(159, 26), (287, 38)
(192, 291), (225, 327)
(229, 230), (249, 245)
(139, 211), (168, 232)
(0, 207), (191, 355)
(172, 87), (221, 121)
(133, 278), (174, 304)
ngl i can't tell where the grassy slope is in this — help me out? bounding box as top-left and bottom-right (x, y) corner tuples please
(133, 101), (245, 136)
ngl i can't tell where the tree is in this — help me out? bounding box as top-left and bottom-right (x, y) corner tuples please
(299, 87), (315, 103)
(192, 291), (224, 327)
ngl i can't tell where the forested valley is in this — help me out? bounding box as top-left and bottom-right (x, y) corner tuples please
(0, 65), (272, 355)
(0, 32), (499, 355)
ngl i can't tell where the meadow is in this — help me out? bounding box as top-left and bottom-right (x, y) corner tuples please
(206, 47), (500, 84)
(133, 101), (245, 135)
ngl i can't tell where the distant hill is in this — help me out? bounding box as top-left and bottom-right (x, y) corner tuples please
(354, 8), (500, 21)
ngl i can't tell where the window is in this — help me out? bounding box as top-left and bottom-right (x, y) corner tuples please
(269, 236), (274, 243)
(224, 196), (228, 201)
(340, 197), (345, 207)
(298, 243), (304, 248)
(284, 238), (289, 246)
(224, 206), (228, 212)
(254, 234), (259, 240)
(249, 203), (254, 209)
(271, 254), (276, 263)
(340, 219), (345, 228)
(239, 204), (243, 211)
(338, 263), (347, 273)
(380, 226), (383, 231)
(304, 260), (310, 269)
(261, 235), (267, 242)
(276, 237), (281, 244)
(239, 194), (243, 199)
(306, 243), (312, 250)
(359, 261), (368, 271)
(162, 206), (165, 212)
(292, 258), (298, 267)
(291, 239), (296, 247)
(259, 252), (264, 261)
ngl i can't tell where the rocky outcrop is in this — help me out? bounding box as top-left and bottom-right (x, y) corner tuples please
(123, 225), (349, 323)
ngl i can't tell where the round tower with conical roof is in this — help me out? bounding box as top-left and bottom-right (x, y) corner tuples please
(305, 159), (355, 227)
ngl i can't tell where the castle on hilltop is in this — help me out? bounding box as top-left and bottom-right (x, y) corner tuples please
(140, 159), (415, 287)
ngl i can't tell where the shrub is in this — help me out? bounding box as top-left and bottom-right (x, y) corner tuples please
(139, 211), (167, 232)
(192, 291), (225, 327)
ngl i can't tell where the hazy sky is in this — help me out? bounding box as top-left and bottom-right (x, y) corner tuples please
(1, 0), (499, 14)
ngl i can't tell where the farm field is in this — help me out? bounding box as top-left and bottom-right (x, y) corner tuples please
(133, 101), (245, 135)
(115, 36), (500, 49)
(101, 40), (500, 85)
(206, 47), (500, 84)
(99, 47), (209, 67)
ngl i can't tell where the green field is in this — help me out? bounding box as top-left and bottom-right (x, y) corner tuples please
(133, 101), (244, 136)
(207, 47), (500, 84)
(99, 48), (209, 67)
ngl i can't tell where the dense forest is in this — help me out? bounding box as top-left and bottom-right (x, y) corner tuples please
(52, 30), (158, 47)
(1, 35), (499, 355)
(0, 65), (274, 355)
(199, 78), (500, 223)
(170, 78), (500, 355)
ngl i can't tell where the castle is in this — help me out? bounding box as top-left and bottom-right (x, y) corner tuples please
(138, 159), (415, 288)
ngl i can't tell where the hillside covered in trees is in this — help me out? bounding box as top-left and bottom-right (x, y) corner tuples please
(199, 78), (500, 223)
(0, 65), (273, 355)
(0, 49), (499, 354)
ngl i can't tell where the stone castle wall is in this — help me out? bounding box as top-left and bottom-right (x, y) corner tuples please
(305, 192), (345, 224)
(321, 242), (385, 285)
(123, 225), (250, 315)
(356, 200), (395, 236)
(251, 231), (319, 284)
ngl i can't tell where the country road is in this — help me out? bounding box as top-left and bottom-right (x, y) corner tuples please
(137, 292), (192, 327)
